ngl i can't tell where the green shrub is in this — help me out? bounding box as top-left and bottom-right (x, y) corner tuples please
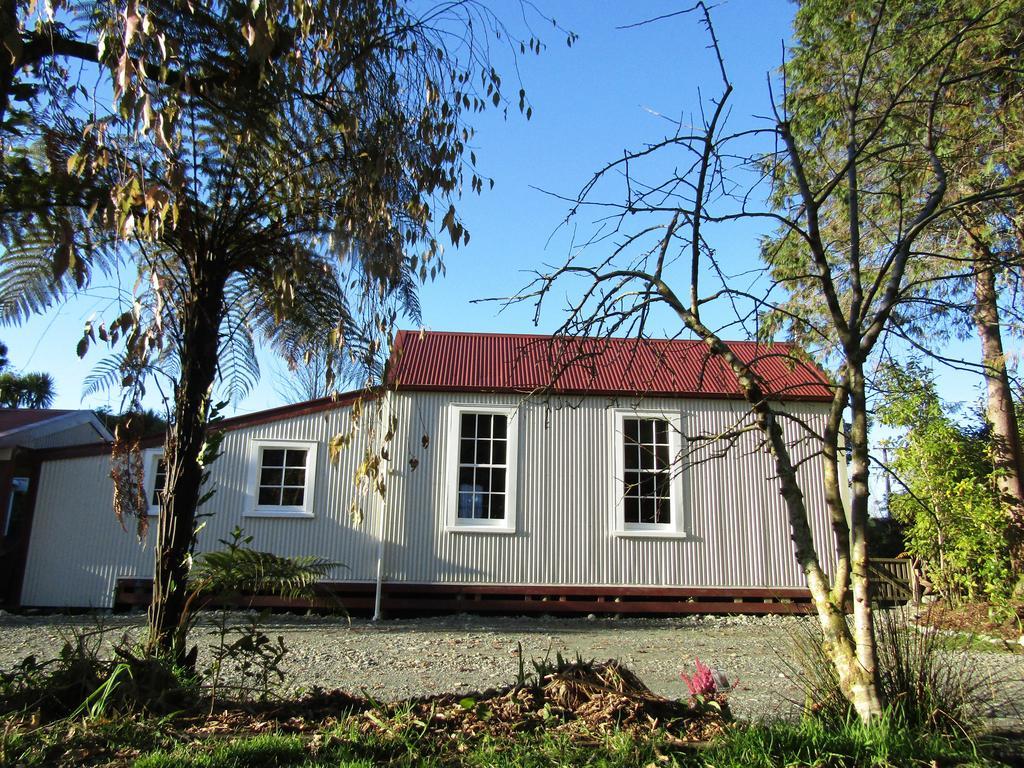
(786, 607), (1003, 733)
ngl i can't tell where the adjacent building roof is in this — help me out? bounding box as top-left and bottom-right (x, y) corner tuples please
(389, 330), (833, 401)
(0, 409), (113, 448)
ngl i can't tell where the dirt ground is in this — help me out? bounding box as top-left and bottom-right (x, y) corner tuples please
(1, 610), (1020, 726)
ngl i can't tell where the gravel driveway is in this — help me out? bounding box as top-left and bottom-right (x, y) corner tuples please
(1, 611), (1020, 726)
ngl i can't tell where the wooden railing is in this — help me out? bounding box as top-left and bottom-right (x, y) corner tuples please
(868, 557), (916, 603)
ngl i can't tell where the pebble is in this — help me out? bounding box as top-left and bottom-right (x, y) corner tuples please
(0, 612), (1020, 725)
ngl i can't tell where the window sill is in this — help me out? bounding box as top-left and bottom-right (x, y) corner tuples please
(244, 508), (315, 519)
(445, 524), (517, 535)
(611, 529), (691, 540)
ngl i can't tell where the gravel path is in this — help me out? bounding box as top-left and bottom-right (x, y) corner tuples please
(1, 611), (1020, 726)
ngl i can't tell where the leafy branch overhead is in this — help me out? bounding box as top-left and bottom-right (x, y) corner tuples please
(2, 0), (573, 665)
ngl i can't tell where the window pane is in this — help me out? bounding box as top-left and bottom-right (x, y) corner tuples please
(262, 449), (285, 467)
(656, 443), (669, 467)
(491, 468), (506, 493)
(459, 438), (475, 464)
(285, 449), (307, 467)
(477, 414), (491, 438)
(624, 418), (639, 444)
(624, 444), (639, 470)
(458, 492), (474, 518)
(640, 447), (654, 470)
(260, 467), (283, 486)
(623, 471), (640, 497)
(458, 466), (474, 491)
(490, 494), (505, 520)
(639, 473), (656, 498)
(258, 487), (281, 506)
(656, 495), (671, 525)
(656, 472), (670, 499)
(624, 496), (639, 523)
(283, 467), (305, 486)
(639, 419), (654, 444)
(655, 419), (668, 443)
(475, 468), (492, 493)
(478, 492), (491, 519)
(492, 415), (507, 439)
(640, 496), (656, 524)
(281, 487), (305, 506)
(475, 439), (490, 465)
(492, 439), (506, 465)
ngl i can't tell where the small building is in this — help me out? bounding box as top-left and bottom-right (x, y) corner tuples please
(0, 409), (113, 605)
(13, 332), (839, 614)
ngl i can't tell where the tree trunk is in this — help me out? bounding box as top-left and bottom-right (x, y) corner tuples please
(972, 261), (1024, 572)
(1, 0), (17, 128)
(845, 362), (885, 720)
(661, 300), (887, 722)
(147, 261), (227, 664)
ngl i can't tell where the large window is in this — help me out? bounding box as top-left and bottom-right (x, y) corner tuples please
(622, 417), (671, 525)
(446, 406), (518, 532)
(613, 410), (686, 536)
(246, 440), (318, 517)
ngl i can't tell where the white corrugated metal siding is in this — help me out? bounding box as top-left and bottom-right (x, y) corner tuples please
(22, 403), (382, 607)
(383, 392), (834, 589)
(24, 391), (836, 607)
(21, 455), (149, 608)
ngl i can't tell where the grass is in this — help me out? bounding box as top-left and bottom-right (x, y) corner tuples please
(132, 729), (676, 768)
(704, 716), (1014, 768)
(3, 710), (1018, 768)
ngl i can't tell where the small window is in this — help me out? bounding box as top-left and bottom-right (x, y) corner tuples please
(446, 406), (518, 532)
(246, 441), (318, 517)
(613, 410), (686, 537)
(143, 448), (166, 516)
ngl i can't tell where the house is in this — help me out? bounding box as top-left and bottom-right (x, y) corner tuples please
(0, 409), (113, 606)
(13, 331), (840, 615)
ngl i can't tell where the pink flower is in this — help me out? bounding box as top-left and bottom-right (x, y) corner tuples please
(679, 658), (717, 697)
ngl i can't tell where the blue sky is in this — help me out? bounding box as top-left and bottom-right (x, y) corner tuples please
(3, 0), (1000, 417)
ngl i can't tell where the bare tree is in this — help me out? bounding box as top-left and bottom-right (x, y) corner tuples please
(513, 3), (1022, 722)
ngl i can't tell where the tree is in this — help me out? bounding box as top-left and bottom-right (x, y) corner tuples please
(2, 0), (568, 664)
(877, 360), (1013, 608)
(515, 2), (1021, 722)
(0, 340), (55, 407)
(762, 0), (1024, 573)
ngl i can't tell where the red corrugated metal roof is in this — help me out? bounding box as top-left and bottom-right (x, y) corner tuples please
(0, 409), (75, 434)
(388, 331), (833, 401)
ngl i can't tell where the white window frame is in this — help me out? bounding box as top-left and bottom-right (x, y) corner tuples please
(444, 404), (519, 534)
(142, 448), (165, 517)
(610, 408), (687, 538)
(244, 439), (318, 518)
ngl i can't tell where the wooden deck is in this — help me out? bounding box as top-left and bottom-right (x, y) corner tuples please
(116, 558), (918, 616)
(114, 579), (820, 616)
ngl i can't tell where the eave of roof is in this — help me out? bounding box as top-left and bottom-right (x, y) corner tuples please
(31, 389), (371, 462)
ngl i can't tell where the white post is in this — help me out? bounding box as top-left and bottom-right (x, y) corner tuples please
(372, 390), (392, 622)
